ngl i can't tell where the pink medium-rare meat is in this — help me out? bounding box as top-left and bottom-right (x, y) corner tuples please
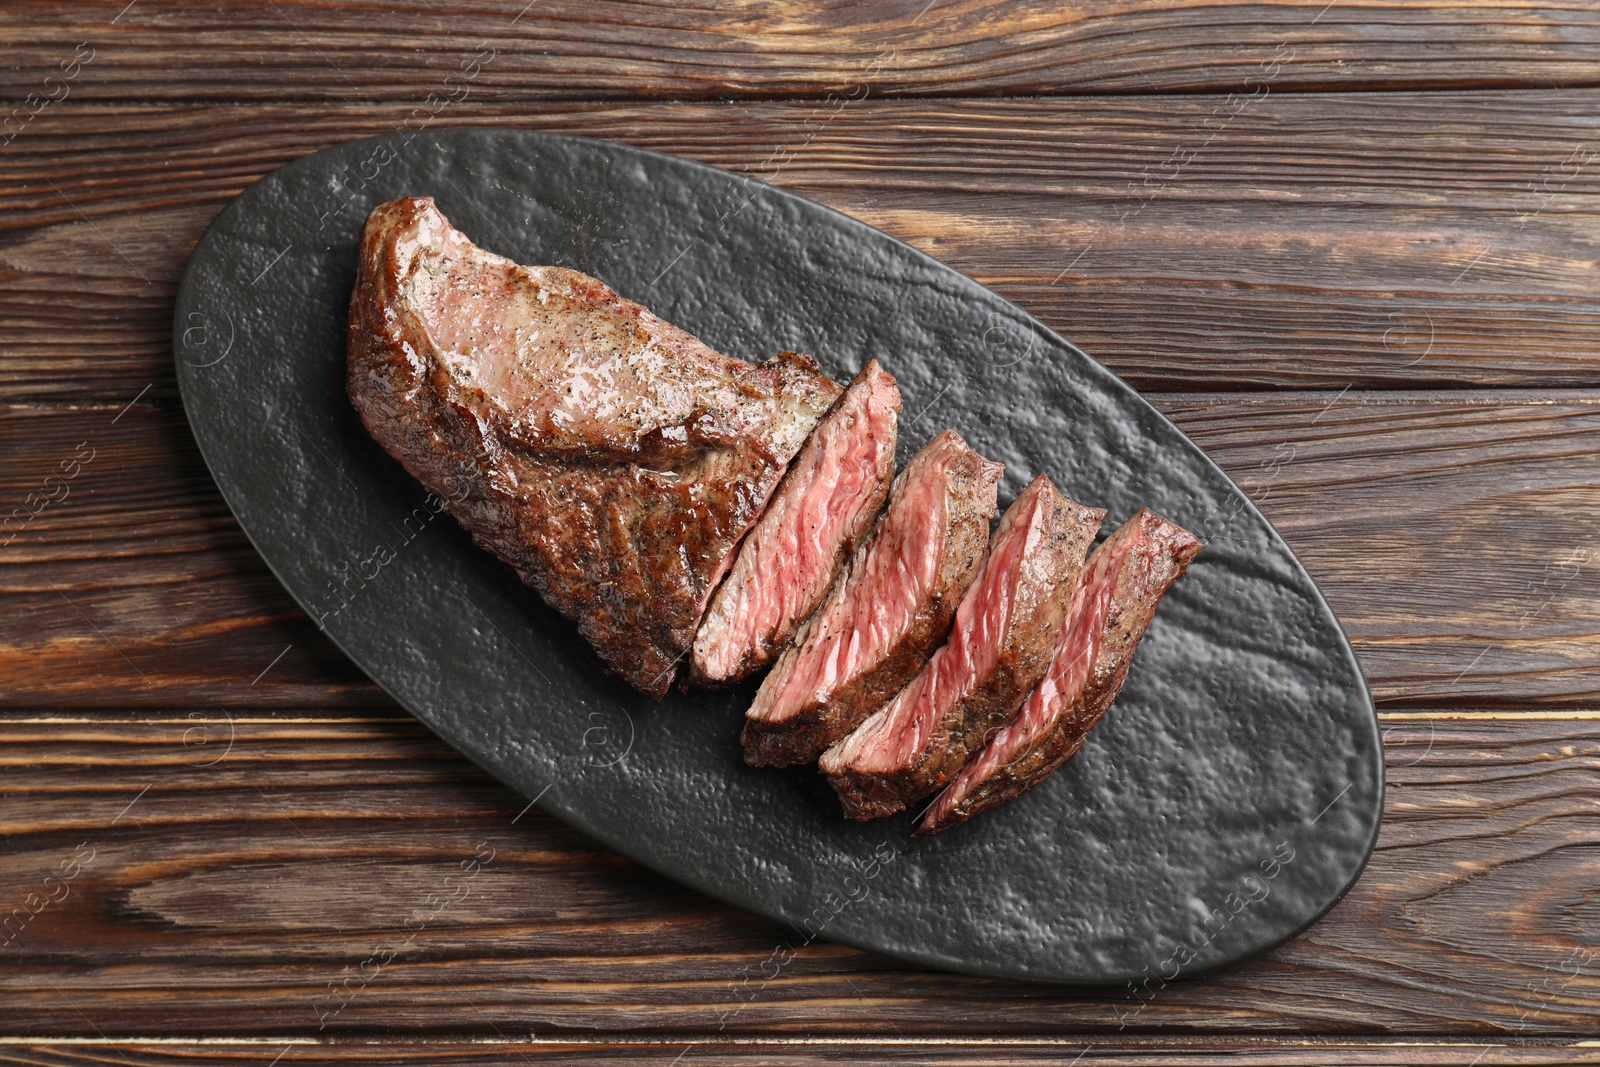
(819, 476), (1104, 820)
(346, 197), (841, 698)
(919, 509), (1202, 834)
(691, 361), (901, 685)
(742, 431), (1003, 767)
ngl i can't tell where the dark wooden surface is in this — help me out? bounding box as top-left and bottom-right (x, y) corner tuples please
(3, 3), (1599, 1063)
(4, 717), (1600, 1040)
(8, 1), (1600, 100)
(8, 95), (1600, 398)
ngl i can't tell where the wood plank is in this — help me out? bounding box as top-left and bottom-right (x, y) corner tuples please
(0, 402), (387, 710)
(5, 1), (1598, 102)
(4, 1037), (1600, 1066)
(4, 393), (1597, 710)
(1164, 392), (1600, 707)
(3, 94), (1600, 399)
(1, 717), (1598, 1036)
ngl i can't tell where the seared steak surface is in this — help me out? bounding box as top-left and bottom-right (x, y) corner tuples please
(346, 197), (839, 697)
(692, 361), (900, 685)
(920, 509), (1201, 834)
(820, 477), (1103, 819)
(742, 431), (1001, 767)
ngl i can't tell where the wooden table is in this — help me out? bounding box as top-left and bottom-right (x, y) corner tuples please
(4, 2), (1599, 1063)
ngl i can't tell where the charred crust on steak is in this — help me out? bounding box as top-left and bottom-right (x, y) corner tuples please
(346, 197), (839, 697)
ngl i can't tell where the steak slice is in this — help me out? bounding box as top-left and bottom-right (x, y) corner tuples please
(919, 509), (1202, 835)
(347, 197), (840, 698)
(819, 476), (1104, 820)
(742, 431), (1002, 767)
(691, 361), (901, 686)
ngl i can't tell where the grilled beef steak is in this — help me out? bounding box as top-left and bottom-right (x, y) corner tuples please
(692, 361), (900, 685)
(820, 477), (1103, 819)
(742, 431), (1002, 767)
(346, 197), (840, 698)
(919, 509), (1201, 834)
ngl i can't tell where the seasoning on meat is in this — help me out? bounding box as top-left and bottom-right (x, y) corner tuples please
(346, 197), (840, 698)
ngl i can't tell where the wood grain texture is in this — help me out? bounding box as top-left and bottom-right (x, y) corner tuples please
(1165, 392), (1600, 707)
(1, 717), (1597, 1036)
(0, 399), (385, 710)
(4, 394), (1597, 710)
(3, 94), (1600, 400)
(5, 0), (1596, 1055)
(4, 1038), (1600, 1066)
(4, 0), (1599, 103)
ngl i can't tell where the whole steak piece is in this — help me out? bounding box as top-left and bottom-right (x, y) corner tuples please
(346, 197), (840, 697)
(742, 431), (1002, 767)
(820, 476), (1103, 820)
(692, 361), (901, 686)
(919, 509), (1202, 835)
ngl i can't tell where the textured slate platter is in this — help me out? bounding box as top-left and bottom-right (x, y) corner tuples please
(173, 128), (1382, 985)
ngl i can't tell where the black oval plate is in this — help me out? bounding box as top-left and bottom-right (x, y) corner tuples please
(174, 129), (1382, 985)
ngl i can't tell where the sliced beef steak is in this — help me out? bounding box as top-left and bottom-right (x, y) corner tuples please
(742, 431), (1002, 767)
(919, 509), (1201, 834)
(347, 197), (840, 698)
(691, 361), (900, 686)
(819, 477), (1103, 820)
